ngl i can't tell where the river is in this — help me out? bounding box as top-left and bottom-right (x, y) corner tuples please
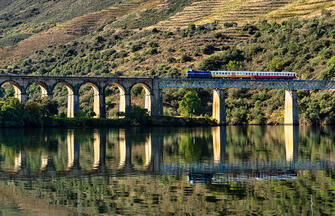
(0, 126), (334, 215)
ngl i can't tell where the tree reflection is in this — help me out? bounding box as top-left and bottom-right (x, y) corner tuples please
(178, 134), (202, 162)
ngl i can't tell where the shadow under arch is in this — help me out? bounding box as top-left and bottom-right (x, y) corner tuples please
(52, 81), (76, 118)
(25, 81), (51, 101)
(130, 82), (152, 113)
(0, 80), (25, 102)
(79, 81), (104, 118)
(105, 82), (130, 117)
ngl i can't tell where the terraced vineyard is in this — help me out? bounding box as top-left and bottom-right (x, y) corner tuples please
(1, 0), (335, 65)
(0, 0), (161, 64)
(263, 0), (335, 20)
(154, 0), (335, 47)
(156, 0), (295, 29)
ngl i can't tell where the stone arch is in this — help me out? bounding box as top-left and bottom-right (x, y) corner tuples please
(79, 82), (104, 118)
(130, 82), (152, 113)
(105, 82), (129, 117)
(0, 80), (25, 103)
(25, 81), (51, 101)
(52, 81), (77, 118)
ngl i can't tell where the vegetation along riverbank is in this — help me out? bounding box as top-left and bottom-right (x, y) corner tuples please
(0, 97), (217, 128)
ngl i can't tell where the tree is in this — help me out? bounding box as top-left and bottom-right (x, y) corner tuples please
(24, 101), (43, 126)
(178, 91), (201, 117)
(39, 97), (58, 117)
(0, 97), (28, 127)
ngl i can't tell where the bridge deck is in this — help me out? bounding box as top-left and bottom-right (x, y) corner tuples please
(159, 78), (335, 90)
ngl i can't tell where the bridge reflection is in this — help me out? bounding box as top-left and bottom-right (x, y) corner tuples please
(0, 126), (316, 179)
(285, 125), (298, 162)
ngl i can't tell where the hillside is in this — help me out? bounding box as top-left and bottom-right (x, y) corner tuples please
(0, 0), (335, 125)
(1, 0), (334, 64)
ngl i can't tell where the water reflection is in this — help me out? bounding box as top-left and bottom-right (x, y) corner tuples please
(0, 126), (335, 215)
(13, 151), (26, 173)
(212, 126), (226, 163)
(285, 125), (299, 162)
(0, 125), (319, 177)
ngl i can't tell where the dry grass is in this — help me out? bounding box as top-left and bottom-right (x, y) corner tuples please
(1, 0), (334, 66)
(0, 0), (162, 65)
(260, 0), (335, 20)
(154, 0), (295, 50)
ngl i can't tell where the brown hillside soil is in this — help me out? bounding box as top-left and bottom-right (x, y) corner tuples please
(0, 0), (162, 65)
(155, 0), (334, 52)
(262, 0), (335, 20)
(155, 0), (295, 50)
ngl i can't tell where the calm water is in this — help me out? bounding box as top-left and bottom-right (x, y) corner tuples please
(0, 126), (334, 215)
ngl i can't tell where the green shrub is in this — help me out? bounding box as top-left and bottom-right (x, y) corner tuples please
(148, 41), (159, 48)
(149, 48), (158, 55)
(24, 101), (43, 126)
(224, 22), (237, 28)
(131, 43), (143, 52)
(167, 57), (176, 63)
(180, 54), (193, 63)
(269, 57), (286, 71)
(127, 106), (151, 126)
(178, 91), (201, 117)
(202, 45), (215, 55)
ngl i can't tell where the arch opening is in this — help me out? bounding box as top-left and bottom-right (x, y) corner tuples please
(79, 82), (101, 118)
(105, 83), (126, 118)
(131, 83), (151, 113)
(26, 82), (49, 102)
(0, 81), (24, 102)
(53, 82), (75, 118)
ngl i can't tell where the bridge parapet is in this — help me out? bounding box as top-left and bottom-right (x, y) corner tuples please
(159, 78), (335, 90)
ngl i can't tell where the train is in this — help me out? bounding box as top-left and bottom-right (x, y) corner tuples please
(185, 69), (296, 79)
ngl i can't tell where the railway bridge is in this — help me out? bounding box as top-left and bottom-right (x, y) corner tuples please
(1, 75), (335, 125)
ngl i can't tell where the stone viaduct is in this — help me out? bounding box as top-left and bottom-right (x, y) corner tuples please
(0, 75), (163, 118)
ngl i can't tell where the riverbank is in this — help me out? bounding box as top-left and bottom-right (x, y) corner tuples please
(40, 116), (218, 128)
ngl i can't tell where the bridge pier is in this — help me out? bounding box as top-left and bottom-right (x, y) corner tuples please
(119, 93), (131, 116)
(150, 88), (163, 116)
(67, 92), (80, 118)
(284, 90), (299, 125)
(14, 88), (27, 103)
(93, 92), (106, 118)
(212, 89), (226, 125)
(41, 88), (53, 98)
